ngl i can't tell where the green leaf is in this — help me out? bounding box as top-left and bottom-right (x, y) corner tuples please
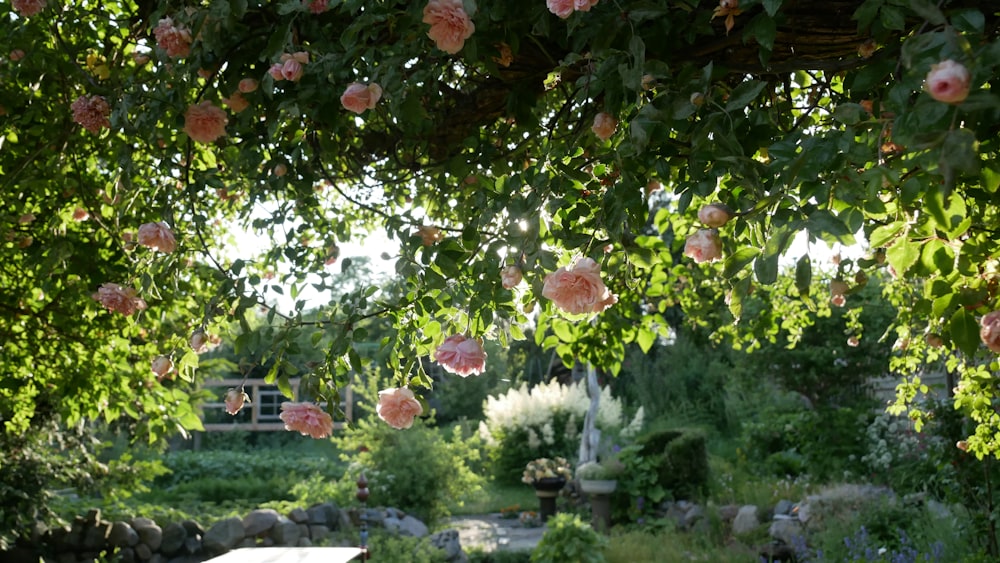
(950, 308), (980, 358)
(723, 247), (761, 279)
(869, 221), (906, 248)
(795, 255), (812, 296)
(726, 80), (766, 112)
(637, 327), (656, 354)
(762, 0), (783, 17)
(907, 0), (946, 25)
(886, 238), (920, 278)
(754, 225), (796, 285)
(806, 210), (855, 245)
(951, 9), (985, 33)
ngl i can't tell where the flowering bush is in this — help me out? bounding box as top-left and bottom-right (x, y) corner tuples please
(522, 457), (572, 484)
(861, 410), (955, 497)
(478, 379), (643, 484)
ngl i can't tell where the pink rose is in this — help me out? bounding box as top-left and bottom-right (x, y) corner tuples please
(268, 63), (285, 81)
(279, 402), (334, 438)
(417, 225), (442, 245)
(183, 101), (228, 143)
(9, 49), (25, 62)
(238, 78), (259, 93)
(434, 334), (487, 377)
(190, 329), (209, 353)
(306, 0), (328, 14)
(94, 283), (147, 316)
(697, 203), (734, 228)
(831, 294), (846, 308)
(151, 355), (173, 378)
(573, 0), (600, 12)
(272, 163), (288, 177)
(224, 388), (250, 416)
(376, 387), (424, 429)
(980, 310), (1000, 353)
(501, 265), (523, 289)
(925, 60), (971, 104)
(422, 0), (475, 54)
(683, 229), (723, 263)
(546, 0), (574, 18)
(591, 112), (617, 141)
(847, 336), (860, 347)
(12, 0), (46, 17)
(340, 82), (383, 114)
(137, 221), (177, 253)
(71, 95), (111, 134)
(830, 279), (848, 307)
(289, 51), (310, 64)
(223, 91), (249, 113)
(925, 333), (944, 348)
(153, 17), (192, 59)
(541, 257), (617, 315)
(72, 208), (89, 221)
(281, 59), (304, 82)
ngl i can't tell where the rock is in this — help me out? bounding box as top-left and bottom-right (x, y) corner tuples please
(84, 508), (102, 525)
(337, 509), (353, 532)
(774, 500), (794, 517)
(760, 542), (797, 563)
(135, 542), (153, 560)
(288, 508), (310, 524)
(261, 537), (274, 547)
(182, 536), (201, 555)
(297, 537), (312, 547)
(66, 519), (86, 549)
(166, 556), (205, 563)
(0, 547), (40, 563)
(134, 521), (163, 551)
(203, 517), (245, 555)
(243, 509), (280, 536)
(109, 521), (140, 548)
(718, 504), (740, 523)
(56, 553), (76, 563)
(181, 520), (204, 537)
(131, 517), (156, 530)
(732, 505), (760, 535)
(298, 524), (310, 539)
(769, 515), (804, 545)
(307, 503), (339, 527)
(383, 516), (401, 533)
(308, 524), (330, 541)
(83, 521), (112, 549)
(149, 555), (166, 563)
(401, 515), (429, 537)
(118, 547), (136, 563)
(682, 504), (706, 531)
(271, 516), (301, 546)
(927, 500), (952, 520)
(160, 523), (187, 556)
(237, 538), (256, 548)
(429, 529), (463, 561)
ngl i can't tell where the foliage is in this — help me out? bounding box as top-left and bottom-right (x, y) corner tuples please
(631, 426), (709, 501)
(479, 380), (641, 484)
(368, 531), (449, 563)
(575, 460), (617, 481)
(152, 449), (344, 487)
(467, 549), (533, 563)
(861, 411), (956, 497)
(531, 513), (607, 563)
(522, 457), (572, 484)
(332, 408), (484, 525)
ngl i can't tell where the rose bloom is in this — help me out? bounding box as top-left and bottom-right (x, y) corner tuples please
(151, 355), (173, 378)
(573, 0), (600, 12)
(340, 82), (383, 114)
(925, 60), (971, 104)
(591, 112), (617, 141)
(223, 92), (249, 113)
(830, 279), (849, 298)
(956, 440), (969, 452)
(306, 0), (328, 14)
(72, 207), (89, 221)
(925, 333), (944, 348)
(190, 329), (209, 353)
(183, 101), (228, 143)
(18, 213), (35, 224)
(434, 334), (487, 377)
(501, 265), (523, 289)
(279, 402), (334, 439)
(71, 95), (111, 134)
(153, 17), (192, 58)
(137, 221), (177, 253)
(12, 0), (46, 17)
(698, 203), (734, 228)
(980, 310), (1000, 353)
(377, 387), (424, 430)
(281, 59), (304, 82)
(546, 0), (574, 18)
(831, 294), (846, 308)
(847, 336), (860, 347)
(9, 49), (25, 62)
(268, 63), (285, 81)
(422, 0), (475, 54)
(282, 51), (310, 65)
(238, 78), (259, 93)
(683, 229), (723, 263)
(224, 388), (250, 416)
(94, 283), (147, 316)
(541, 257), (617, 315)
(416, 225), (442, 246)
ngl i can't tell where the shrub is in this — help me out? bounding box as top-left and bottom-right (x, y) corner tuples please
(479, 380), (643, 484)
(368, 530), (448, 563)
(467, 548), (533, 563)
(531, 513), (607, 563)
(332, 414), (483, 525)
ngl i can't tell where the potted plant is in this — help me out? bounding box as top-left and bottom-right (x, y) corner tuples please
(523, 457), (572, 521)
(575, 460), (618, 494)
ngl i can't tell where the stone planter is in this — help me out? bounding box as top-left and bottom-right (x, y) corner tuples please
(579, 479), (617, 495)
(531, 478), (566, 522)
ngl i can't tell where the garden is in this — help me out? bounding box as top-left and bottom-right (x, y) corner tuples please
(4, 0), (1000, 562)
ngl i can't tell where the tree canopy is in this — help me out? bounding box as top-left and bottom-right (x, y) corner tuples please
(3, 0), (1000, 456)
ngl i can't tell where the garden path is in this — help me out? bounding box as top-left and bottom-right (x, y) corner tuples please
(449, 514), (545, 553)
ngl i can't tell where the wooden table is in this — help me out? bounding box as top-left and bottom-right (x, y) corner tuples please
(204, 547), (365, 563)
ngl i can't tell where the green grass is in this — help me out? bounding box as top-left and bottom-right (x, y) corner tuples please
(604, 526), (759, 563)
(448, 480), (540, 516)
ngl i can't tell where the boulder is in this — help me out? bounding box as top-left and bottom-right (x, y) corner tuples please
(0, 547), (40, 563)
(307, 503), (339, 528)
(182, 536), (202, 555)
(309, 525), (330, 541)
(135, 542), (153, 560)
(108, 521), (140, 548)
(84, 509), (102, 526)
(773, 499), (795, 517)
(160, 523), (187, 556)
(718, 504), (740, 523)
(131, 517), (156, 530)
(288, 508), (310, 524)
(203, 517), (245, 555)
(166, 556), (205, 563)
(237, 538), (256, 548)
(117, 546), (136, 563)
(429, 529), (463, 562)
(83, 521), (112, 550)
(732, 505), (760, 535)
(181, 520), (204, 537)
(243, 509), (280, 536)
(297, 537), (312, 547)
(134, 521), (163, 551)
(270, 516), (301, 546)
(769, 515), (804, 546)
(682, 504), (706, 531)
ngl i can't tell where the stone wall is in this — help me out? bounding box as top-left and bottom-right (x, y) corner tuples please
(4, 504), (466, 563)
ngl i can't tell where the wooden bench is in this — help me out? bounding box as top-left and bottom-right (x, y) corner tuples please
(204, 547), (364, 563)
